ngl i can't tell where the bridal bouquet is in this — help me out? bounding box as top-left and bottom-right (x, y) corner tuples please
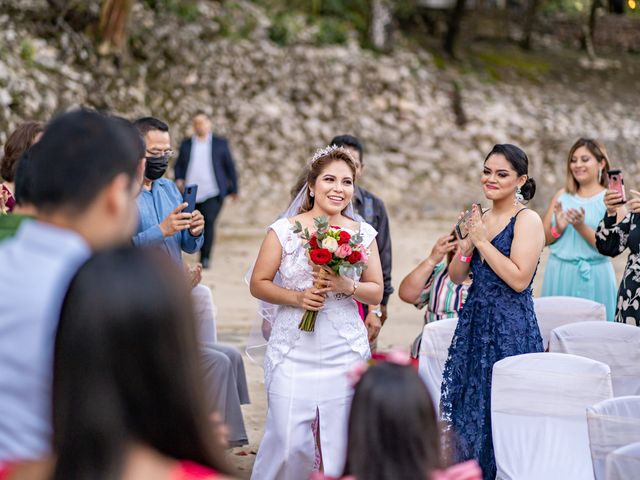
(292, 216), (369, 332)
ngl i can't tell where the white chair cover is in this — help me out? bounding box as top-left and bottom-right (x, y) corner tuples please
(417, 318), (457, 413)
(587, 396), (640, 480)
(549, 321), (640, 397)
(605, 442), (640, 480)
(492, 352), (613, 480)
(534, 296), (606, 349)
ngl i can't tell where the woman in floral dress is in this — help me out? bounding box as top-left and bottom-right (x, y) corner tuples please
(596, 187), (640, 326)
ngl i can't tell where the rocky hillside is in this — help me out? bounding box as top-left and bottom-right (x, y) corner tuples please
(1, 0), (639, 223)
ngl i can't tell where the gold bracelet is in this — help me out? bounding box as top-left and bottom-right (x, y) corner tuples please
(351, 280), (359, 297)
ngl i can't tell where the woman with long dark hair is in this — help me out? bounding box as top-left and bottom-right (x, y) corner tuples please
(52, 248), (233, 480)
(310, 359), (481, 480)
(441, 144), (545, 479)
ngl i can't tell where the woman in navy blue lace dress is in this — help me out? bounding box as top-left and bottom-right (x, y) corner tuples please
(440, 144), (545, 479)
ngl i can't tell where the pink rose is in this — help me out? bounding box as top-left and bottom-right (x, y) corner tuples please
(386, 349), (412, 366)
(354, 245), (369, 264)
(346, 361), (368, 386)
(335, 243), (353, 259)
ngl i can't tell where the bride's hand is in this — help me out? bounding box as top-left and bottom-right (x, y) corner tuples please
(314, 268), (355, 296)
(296, 287), (326, 311)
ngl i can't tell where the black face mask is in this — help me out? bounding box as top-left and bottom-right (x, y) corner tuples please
(145, 155), (169, 180)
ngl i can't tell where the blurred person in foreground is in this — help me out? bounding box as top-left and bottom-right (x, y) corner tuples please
(330, 135), (392, 349)
(311, 355), (481, 480)
(175, 111), (239, 268)
(51, 248), (234, 480)
(0, 110), (143, 464)
(133, 117), (249, 446)
(0, 121), (43, 214)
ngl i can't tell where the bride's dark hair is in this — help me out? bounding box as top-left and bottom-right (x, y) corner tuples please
(298, 147), (357, 214)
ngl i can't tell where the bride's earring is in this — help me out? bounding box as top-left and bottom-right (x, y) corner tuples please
(514, 186), (524, 205)
(310, 191), (315, 197)
(598, 169), (603, 183)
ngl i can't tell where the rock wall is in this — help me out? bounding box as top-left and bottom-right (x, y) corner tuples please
(1, 0), (639, 224)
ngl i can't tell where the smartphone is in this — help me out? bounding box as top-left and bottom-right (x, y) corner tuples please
(182, 184), (198, 213)
(607, 170), (626, 205)
(455, 203), (481, 239)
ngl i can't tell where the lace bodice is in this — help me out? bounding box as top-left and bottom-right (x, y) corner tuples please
(263, 218), (377, 387)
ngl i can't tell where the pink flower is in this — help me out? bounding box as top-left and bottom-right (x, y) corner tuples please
(431, 460), (482, 480)
(386, 349), (412, 366)
(346, 361), (368, 386)
(335, 243), (352, 259)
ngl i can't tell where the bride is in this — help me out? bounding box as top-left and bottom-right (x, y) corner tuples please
(249, 145), (384, 480)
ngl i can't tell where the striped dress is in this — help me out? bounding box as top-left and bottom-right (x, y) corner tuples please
(415, 262), (469, 323)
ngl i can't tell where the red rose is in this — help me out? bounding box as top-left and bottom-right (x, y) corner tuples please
(347, 251), (362, 264)
(309, 234), (318, 249)
(310, 248), (332, 265)
(338, 231), (351, 245)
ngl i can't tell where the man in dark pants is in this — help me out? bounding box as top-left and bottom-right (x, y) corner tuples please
(330, 135), (393, 350)
(175, 111), (238, 268)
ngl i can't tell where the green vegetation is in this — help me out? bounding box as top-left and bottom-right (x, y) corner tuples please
(259, 0), (370, 45)
(475, 49), (551, 81)
(142, 0), (198, 21)
(216, 1), (258, 40)
(19, 39), (35, 65)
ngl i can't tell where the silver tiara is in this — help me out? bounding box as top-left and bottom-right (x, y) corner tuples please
(311, 144), (342, 165)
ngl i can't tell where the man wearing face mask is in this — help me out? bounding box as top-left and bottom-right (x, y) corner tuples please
(132, 117), (205, 255)
(131, 116), (249, 447)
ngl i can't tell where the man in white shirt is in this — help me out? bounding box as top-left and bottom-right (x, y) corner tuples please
(175, 111), (239, 268)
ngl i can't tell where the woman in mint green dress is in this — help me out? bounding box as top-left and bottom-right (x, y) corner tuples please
(541, 138), (617, 320)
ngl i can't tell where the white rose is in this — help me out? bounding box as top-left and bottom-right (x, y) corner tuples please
(321, 236), (339, 253)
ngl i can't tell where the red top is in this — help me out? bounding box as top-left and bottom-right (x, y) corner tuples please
(1, 460), (221, 480)
(0, 463), (11, 480)
(1, 184), (15, 213)
(171, 461), (220, 480)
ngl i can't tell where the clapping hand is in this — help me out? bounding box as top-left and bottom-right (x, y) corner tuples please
(553, 200), (569, 233)
(455, 211), (474, 256)
(565, 207), (586, 227)
(467, 204), (489, 246)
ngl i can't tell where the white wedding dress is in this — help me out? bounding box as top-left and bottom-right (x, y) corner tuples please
(251, 218), (376, 480)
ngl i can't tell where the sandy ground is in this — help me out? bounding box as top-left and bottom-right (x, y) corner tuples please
(190, 206), (627, 479)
